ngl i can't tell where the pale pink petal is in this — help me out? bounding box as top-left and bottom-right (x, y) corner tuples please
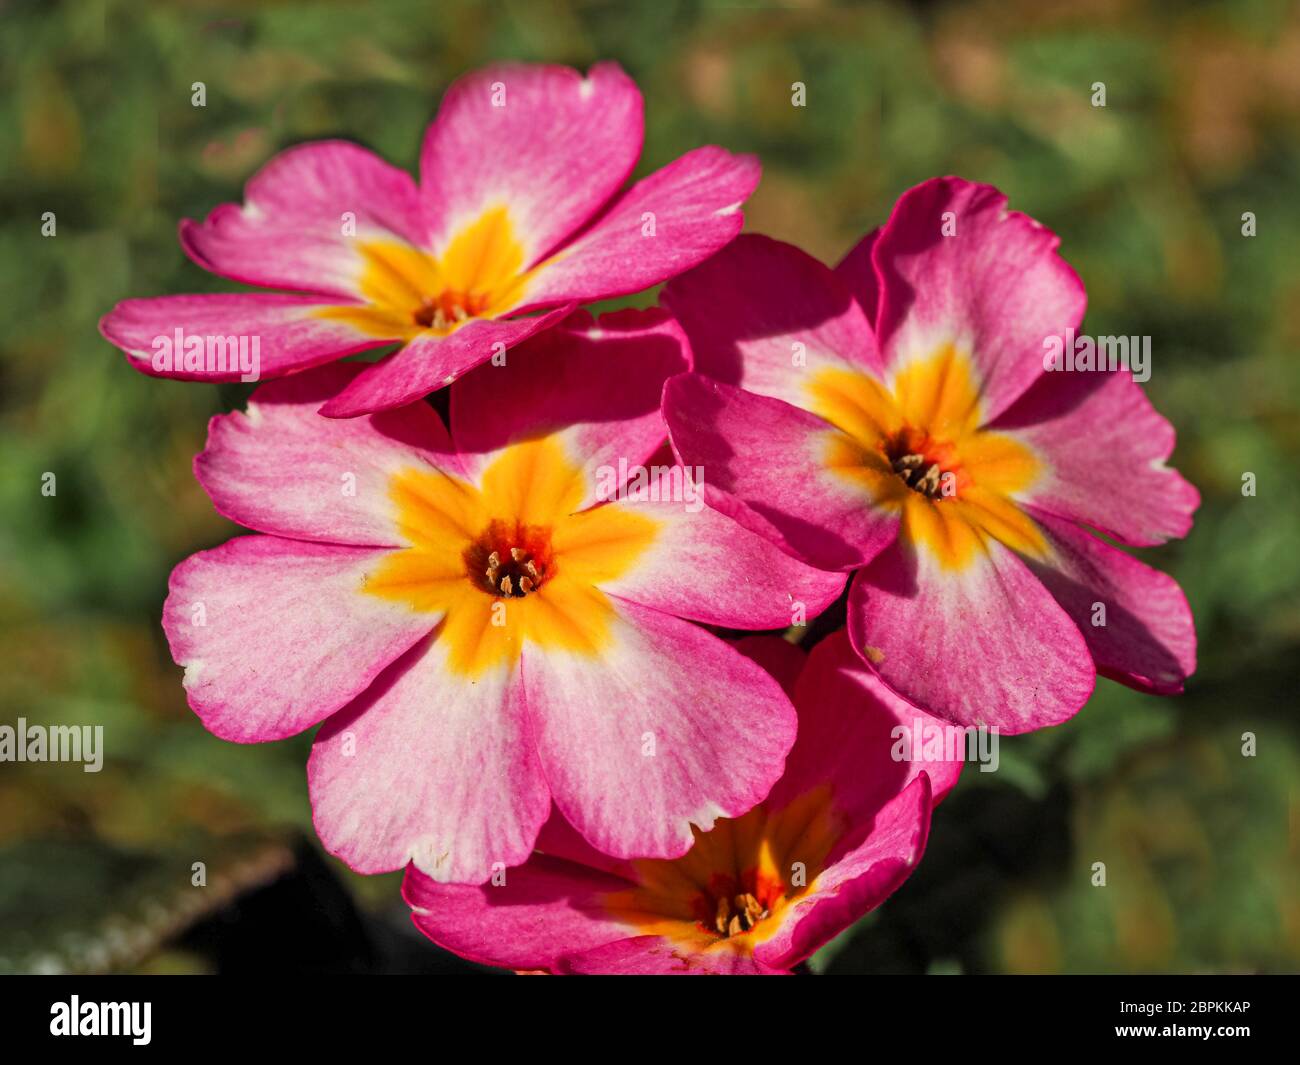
(449, 308), (688, 495)
(754, 775), (932, 971)
(100, 293), (388, 382)
(664, 373), (901, 570)
(180, 141), (428, 299)
(662, 234), (883, 408)
(196, 363), (464, 546)
(420, 62), (642, 265)
(1022, 508), (1196, 694)
(522, 598), (796, 862)
(847, 536), (1097, 733)
(992, 369), (1199, 546)
(162, 536), (432, 743)
(873, 177), (1086, 422)
(519, 147), (760, 308)
(595, 473), (846, 628)
(317, 306), (574, 417)
(309, 641), (548, 882)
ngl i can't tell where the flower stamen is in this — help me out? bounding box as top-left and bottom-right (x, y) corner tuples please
(413, 290), (491, 331)
(713, 891), (770, 938)
(891, 452), (948, 499)
(467, 521), (553, 599)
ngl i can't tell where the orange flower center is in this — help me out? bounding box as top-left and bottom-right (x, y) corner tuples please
(602, 787), (841, 956)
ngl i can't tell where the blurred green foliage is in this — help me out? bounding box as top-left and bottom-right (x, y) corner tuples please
(1, 0), (1298, 973)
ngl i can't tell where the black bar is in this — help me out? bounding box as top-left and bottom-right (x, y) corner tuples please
(0, 974), (1286, 1052)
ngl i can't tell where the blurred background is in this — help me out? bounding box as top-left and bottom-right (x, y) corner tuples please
(1, 0), (1298, 974)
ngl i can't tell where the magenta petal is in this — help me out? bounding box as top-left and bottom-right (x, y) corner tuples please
(522, 599), (796, 862)
(1022, 508), (1196, 694)
(755, 775), (933, 971)
(872, 176), (1086, 422)
(449, 307), (688, 493)
(402, 854), (636, 972)
(162, 536), (432, 743)
(309, 643), (548, 882)
(847, 537), (1097, 733)
(531, 807), (638, 880)
(662, 233), (884, 404)
(664, 373), (901, 571)
(180, 140), (427, 299)
(732, 635), (808, 699)
(993, 369), (1199, 546)
(519, 146), (760, 308)
(562, 937), (785, 975)
(318, 306), (574, 417)
(768, 630), (963, 817)
(834, 227), (883, 329)
(420, 61), (643, 265)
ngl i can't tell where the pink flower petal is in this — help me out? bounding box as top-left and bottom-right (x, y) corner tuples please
(195, 363), (464, 546)
(663, 373), (901, 570)
(309, 641), (548, 882)
(317, 306), (574, 418)
(873, 177), (1086, 422)
(449, 308), (689, 495)
(405, 845), (784, 973)
(595, 475), (846, 628)
(1022, 508), (1196, 694)
(754, 775), (933, 971)
(101, 293), (390, 382)
(180, 141), (428, 299)
(992, 369), (1199, 546)
(562, 937), (782, 975)
(519, 147), (760, 308)
(768, 629), (963, 819)
(522, 598), (796, 862)
(420, 62), (642, 266)
(834, 227), (882, 328)
(732, 635), (807, 699)
(162, 536), (432, 743)
(662, 233), (883, 405)
(847, 535), (1097, 733)
(402, 853), (637, 971)
(532, 807), (637, 880)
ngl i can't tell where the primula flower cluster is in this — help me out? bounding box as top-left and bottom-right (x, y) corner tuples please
(102, 62), (1197, 975)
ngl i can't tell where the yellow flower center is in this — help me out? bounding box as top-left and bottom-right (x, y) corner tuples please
(362, 437), (659, 676)
(320, 206), (540, 339)
(807, 345), (1047, 570)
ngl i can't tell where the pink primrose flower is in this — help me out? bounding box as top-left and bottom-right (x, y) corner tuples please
(162, 309), (842, 885)
(102, 62), (758, 417)
(662, 178), (1199, 734)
